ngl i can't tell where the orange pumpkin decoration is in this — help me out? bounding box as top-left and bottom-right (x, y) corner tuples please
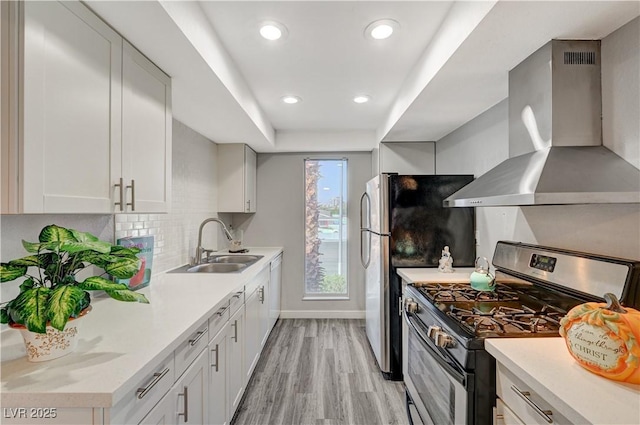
(559, 293), (640, 384)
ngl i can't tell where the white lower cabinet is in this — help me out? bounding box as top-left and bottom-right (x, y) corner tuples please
(226, 305), (245, 421)
(208, 323), (228, 425)
(495, 362), (573, 425)
(139, 349), (209, 425)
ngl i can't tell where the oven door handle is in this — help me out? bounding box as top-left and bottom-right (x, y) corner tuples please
(403, 308), (467, 386)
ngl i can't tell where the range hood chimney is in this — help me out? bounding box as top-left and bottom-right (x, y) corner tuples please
(444, 40), (640, 207)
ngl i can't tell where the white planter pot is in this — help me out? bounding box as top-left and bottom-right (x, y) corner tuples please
(10, 306), (91, 362)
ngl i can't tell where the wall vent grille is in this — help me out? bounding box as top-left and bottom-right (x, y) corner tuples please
(564, 51), (596, 65)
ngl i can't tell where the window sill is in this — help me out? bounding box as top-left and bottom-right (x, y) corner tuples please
(302, 296), (350, 301)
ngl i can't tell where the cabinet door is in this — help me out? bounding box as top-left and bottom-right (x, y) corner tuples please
(138, 393), (175, 425)
(259, 278), (270, 348)
(227, 306), (245, 420)
(209, 325), (228, 425)
(121, 41), (171, 213)
(244, 145), (256, 212)
(244, 287), (261, 381)
(21, 1), (122, 213)
(173, 348), (208, 425)
(269, 254), (282, 331)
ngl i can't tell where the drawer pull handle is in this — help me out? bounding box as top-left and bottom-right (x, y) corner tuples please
(259, 286), (265, 304)
(511, 385), (553, 423)
(114, 178), (124, 211)
(189, 330), (207, 346)
(216, 305), (230, 316)
(211, 344), (219, 372)
(136, 367), (170, 399)
(232, 291), (243, 299)
(178, 385), (189, 422)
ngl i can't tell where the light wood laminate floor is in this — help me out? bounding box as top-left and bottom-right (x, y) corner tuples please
(232, 319), (409, 425)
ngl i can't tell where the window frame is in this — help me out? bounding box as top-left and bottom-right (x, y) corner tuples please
(302, 157), (349, 300)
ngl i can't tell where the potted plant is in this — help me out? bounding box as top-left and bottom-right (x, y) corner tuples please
(0, 224), (149, 361)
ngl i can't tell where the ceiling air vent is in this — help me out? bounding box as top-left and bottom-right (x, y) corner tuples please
(564, 51), (596, 65)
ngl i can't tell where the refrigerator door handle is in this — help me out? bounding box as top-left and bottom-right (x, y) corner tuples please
(360, 192), (370, 231)
(360, 229), (371, 268)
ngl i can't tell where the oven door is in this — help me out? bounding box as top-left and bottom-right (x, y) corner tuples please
(403, 306), (473, 425)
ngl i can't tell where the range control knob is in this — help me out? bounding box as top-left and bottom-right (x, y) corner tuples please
(435, 331), (456, 348)
(404, 298), (418, 313)
(427, 325), (442, 339)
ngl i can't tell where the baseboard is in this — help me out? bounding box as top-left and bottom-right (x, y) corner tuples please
(279, 310), (365, 319)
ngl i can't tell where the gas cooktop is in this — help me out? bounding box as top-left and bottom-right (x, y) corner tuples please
(412, 281), (581, 338)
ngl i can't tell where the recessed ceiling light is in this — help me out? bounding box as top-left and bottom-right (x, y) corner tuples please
(365, 19), (399, 40)
(260, 22), (287, 41)
(353, 95), (370, 104)
(281, 95), (301, 104)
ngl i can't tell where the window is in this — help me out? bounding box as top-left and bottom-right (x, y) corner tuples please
(304, 158), (348, 298)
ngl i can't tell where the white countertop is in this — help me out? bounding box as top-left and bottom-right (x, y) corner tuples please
(486, 338), (640, 425)
(0, 248), (282, 409)
(397, 267), (475, 284)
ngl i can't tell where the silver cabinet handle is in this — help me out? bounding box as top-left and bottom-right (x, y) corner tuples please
(232, 291), (243, 299)
(114, 178), (124, 211)
(178, 386), (189, 422)
(511, 385), (553, 423)
(246, 199), (251, 211)
(136, 367), (169, 399)
(189, 329), (207, 347)
(126, 179), (136, 211)
(259, 286), (264, 304)
(216, 305), (230, 316)
(231, 319), (238, 342)
(211, 344), (219, 372)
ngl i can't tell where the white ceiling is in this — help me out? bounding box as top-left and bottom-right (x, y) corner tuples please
(85, 1), (640, 152)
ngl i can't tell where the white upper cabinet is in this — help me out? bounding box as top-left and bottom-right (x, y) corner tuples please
(2, 1), (171, 214)
(121, 41), (172, 213)
(21, 0), (122, 213)
(217, 144), (257, 213)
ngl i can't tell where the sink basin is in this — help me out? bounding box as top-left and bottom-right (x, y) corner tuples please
(187, 263), (246, 273)
(207, 255), (263, 264)
(168, 254), (263, 274)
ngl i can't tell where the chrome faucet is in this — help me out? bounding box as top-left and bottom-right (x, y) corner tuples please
(195, 218), (234, 264)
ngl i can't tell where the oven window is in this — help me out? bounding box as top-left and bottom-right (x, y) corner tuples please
(408, 327), (456, 425)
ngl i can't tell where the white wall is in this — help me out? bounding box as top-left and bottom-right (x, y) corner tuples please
(436, 18), (640, 261)
(230, 151), (372, 318)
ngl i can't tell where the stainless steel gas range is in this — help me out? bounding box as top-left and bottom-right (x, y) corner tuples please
(402, 241), (640, 425)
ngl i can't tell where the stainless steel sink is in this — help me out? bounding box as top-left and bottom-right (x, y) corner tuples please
(187, 263), (246, 273)
(207, 255), (263, 264)
(168, 254), (263, 274)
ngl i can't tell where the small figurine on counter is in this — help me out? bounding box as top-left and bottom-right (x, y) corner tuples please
(438, 246), (454, 273)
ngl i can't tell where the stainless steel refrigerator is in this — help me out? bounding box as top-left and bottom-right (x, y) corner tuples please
(360, 174), (476, 379)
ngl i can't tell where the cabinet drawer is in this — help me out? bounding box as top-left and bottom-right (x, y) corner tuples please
(495, 398), (525, 425)
(110, 353), (175, 425)
(497, 363), (572, 425)
(209, 299), (230, 340)
(229, 289), (244, 315)
(175, 320), (208, 378)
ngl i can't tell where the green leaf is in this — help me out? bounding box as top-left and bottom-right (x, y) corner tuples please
(22, 240), (61, 253)
(110, 245), (141, 258)
(69, 228), (99, 244)
(105, 257), (141, 279)
(19, 277), (35, 292)
(13, 287), (51, 333)
(8, 255), (40, 267)
(78, 276), (128, 292)
(0, 263), (27, 282)
(60, 240), (111, 254)
(0, 307), (8, 324)
(46, 285), (87, 331)
(39, 225), (75, 243)
(105, 289), (149, 303)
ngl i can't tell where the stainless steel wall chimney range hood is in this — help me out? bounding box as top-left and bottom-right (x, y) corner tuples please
(444, 40), (640, 207)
